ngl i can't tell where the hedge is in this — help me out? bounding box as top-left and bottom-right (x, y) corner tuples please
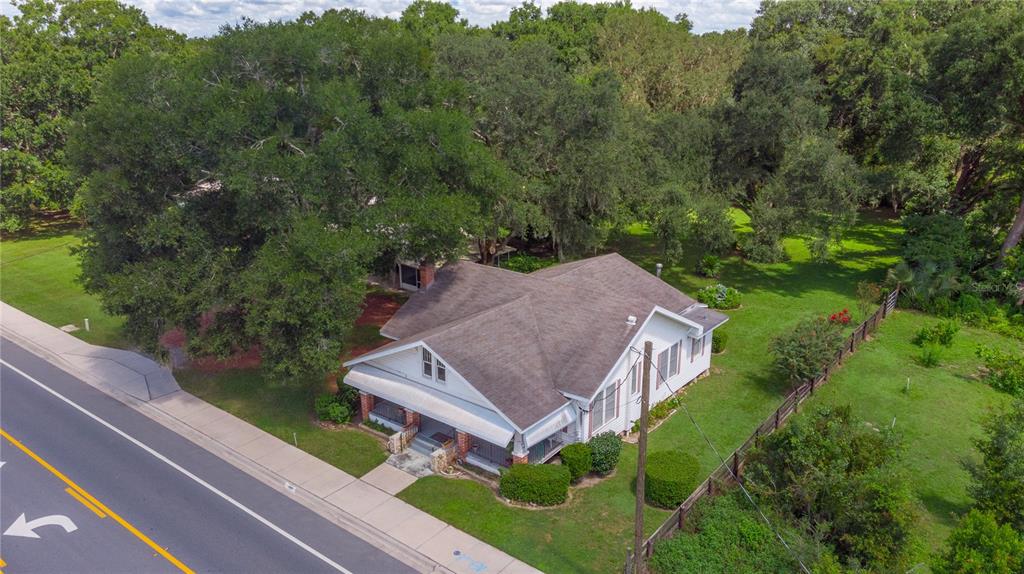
(589, 431), (623, 474)
(560, 443), (592, 482)
(645, 450), (700, 508)
(712, 330), (728, 353)
(499, 464), (571, 506)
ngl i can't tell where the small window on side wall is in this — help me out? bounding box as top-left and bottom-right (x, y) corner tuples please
(437, 361), (447, 383)
(422, 348), (433, 378)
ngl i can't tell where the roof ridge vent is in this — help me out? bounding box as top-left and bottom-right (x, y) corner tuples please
(626, 315), (637, 326)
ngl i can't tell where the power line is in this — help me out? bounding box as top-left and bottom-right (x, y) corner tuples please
(628, 345), (812, 574)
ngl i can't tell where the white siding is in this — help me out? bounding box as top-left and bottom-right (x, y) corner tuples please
(587, 311), (715, 438)
(364, 346), (495, 410)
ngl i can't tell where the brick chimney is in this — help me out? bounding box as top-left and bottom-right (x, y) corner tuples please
(418, 262), (436, 289)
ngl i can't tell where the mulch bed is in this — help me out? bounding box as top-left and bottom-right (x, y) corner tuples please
(356, 292), (404, 327)
(158, 288), (404, 373)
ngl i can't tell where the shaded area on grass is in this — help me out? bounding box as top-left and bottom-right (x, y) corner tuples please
(1, 226), (126, 348)
(399, 210), (908, 573)
(178, 367), (388, 477)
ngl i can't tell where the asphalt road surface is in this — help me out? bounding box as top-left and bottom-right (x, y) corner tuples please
(0, 339), (417, 574)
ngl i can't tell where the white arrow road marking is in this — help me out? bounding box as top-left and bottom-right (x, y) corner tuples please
(0, 359), (353, 574)
(4, 513), (78, 539)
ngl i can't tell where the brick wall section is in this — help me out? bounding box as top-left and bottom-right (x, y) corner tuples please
(359, 392), (374, 422)
(405, 409), (421, 429)
(512, 453), (528, 465)
(419, 263), (436, 289)
(456, 431), (472, 461)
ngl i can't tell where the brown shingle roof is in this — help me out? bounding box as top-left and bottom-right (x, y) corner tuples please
(369, 253), (704, 429)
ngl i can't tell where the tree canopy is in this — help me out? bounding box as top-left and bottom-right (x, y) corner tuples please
(4, 0), (1012, 379)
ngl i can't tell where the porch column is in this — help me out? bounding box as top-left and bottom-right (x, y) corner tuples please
(511, 431), (529, 465)
(359, 392), (374, 422)
(456, 430), (472, 461)
(404, 409), (421, 428)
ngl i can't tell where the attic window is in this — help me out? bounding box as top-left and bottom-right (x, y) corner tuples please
(422, 348), (433, 378)
(437, 360), (447, 383)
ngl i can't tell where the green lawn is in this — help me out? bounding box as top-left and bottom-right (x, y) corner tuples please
(5, 214), (1012, 571)
(399, 210), (1018, 572)
(1, 226), (126, 347)
(2, 224), (390, 478)
(178, 367), (389, 477)
(802, 311), (1014, 552)
(400, 210), (912, 573)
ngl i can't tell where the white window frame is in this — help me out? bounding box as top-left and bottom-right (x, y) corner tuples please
(690, 337), (702, 363)
(590, 389), (606, 430)
(669, 342), (680, 377)
(630, 362), (639, 394)
(436, 360), (447, 383)
(657, 349), (668, 388)
(422, 348), (433, 378)
(604, 384), (617, 422)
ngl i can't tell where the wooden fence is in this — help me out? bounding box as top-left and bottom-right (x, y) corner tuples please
(624, 288), (900, 574)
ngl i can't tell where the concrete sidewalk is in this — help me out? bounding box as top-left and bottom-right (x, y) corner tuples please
(1, 302), (542, 574)
(1, 303), (179, 400)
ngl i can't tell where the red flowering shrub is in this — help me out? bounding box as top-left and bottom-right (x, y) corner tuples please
(829, 309), (851, 325)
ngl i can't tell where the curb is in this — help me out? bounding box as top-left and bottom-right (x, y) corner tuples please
(1, 325), (450, 574)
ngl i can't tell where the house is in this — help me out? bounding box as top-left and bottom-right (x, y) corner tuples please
(343, 253), (728, 474)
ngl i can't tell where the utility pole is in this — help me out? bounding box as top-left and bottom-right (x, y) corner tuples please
(633, 340), (653, 574)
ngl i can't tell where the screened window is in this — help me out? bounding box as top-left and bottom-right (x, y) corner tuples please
(422, 348), (433, 378)
(590, 390), (606, 429)
(669, 342), (680, 377)
(590, 386), (619, 431)
(690, 337), (703, 363)
(436, 361), (446, 382)
(657, 349), (668, 388)
(604, 384), (617, 421)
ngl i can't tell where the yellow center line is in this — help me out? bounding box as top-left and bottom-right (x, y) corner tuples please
(0, 427), (194, 574)
(65, 487), (107, 518)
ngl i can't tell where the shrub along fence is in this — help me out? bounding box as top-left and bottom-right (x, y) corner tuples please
(624, 288), (899, 573)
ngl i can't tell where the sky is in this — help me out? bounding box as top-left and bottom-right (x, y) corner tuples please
(1, 0), (761, 37)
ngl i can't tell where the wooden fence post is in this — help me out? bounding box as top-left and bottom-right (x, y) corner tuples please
(732, 451), (740, 481)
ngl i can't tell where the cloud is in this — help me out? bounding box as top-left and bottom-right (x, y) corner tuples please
(2, 0), (759, 37)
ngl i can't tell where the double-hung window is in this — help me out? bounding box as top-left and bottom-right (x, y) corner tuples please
(590, 390), (606, 429)
(590, 385), (619, 431)
(422, 348), (433, 378)
(630, 361), (639, 394)
(422, 348), (447, 383)
(657, 349), (668, 388)
(669, 342), (680, 377)
(690, 336), (703, 363)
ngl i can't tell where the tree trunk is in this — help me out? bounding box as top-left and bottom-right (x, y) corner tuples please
(999, 191), (1024, 262)
(952, 147), (985, 209)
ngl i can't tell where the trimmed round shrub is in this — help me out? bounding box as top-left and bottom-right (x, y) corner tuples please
(499, 464), (571, 506)
(588, 431), (623, 474)
(645, 450), (700, 508)
(559, 443), (592, 482)
(712, 330), (728, 353)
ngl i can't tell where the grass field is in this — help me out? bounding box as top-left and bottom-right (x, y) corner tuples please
(177, 367), (389, 477)
(400, 210), (1018, 572)
(1, 224), (390, 478)
(1, 225), (127, 347)
(4, 213), (1014, 571)
(802, 310), (1014, 552)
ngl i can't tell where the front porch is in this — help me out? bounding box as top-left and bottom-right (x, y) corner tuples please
(347, 364), (578, 475)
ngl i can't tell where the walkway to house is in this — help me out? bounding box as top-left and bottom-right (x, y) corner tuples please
(1, 302), (541, 574)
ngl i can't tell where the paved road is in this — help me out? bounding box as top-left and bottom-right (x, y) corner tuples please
(0, 339), (417, 574)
